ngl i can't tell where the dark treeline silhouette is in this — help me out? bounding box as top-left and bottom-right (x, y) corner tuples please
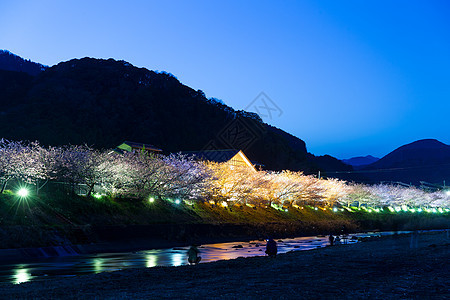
(0, 50), (47, 76)
(0, 52), (351, 174)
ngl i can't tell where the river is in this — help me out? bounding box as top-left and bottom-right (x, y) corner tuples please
(2, 231), (409, 284)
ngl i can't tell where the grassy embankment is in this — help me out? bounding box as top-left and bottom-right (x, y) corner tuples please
(0, 188), (448, 249)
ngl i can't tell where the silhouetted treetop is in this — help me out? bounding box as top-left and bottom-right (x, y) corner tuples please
(0, 50), (47, 76)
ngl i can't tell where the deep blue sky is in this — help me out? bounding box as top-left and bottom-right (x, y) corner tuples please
(1, 0), (449, 159)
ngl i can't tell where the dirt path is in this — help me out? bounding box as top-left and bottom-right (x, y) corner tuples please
(1, 231), (448, 299)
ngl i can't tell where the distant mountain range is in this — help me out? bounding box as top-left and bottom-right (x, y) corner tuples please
(342, 155), (379, 168)
(0, 50), (351, 174)
(340, 139), (450, 185)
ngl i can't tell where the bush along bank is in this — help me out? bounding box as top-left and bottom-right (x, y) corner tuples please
(0, 192), (448, 252)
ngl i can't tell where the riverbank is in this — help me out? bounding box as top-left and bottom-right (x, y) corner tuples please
(1, 230), (448, 299)
(1, 190), (448, 253)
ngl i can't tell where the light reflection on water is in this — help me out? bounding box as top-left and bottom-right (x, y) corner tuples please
(145, 254), (157, 268)
(13, 267), (31, 285)
(1, 231), (407, 285)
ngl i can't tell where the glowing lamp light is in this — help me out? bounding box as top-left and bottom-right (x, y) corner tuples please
(175, 199), (181, 205)
(284, 208), (288, 212)
(149, 197), (155, 203)
(417, 208), (422, 213)
(17, 188), (29, 198)
(93, 193), (102, 199)
(314, 207), (318, 211)
(221, 201), (228, 207)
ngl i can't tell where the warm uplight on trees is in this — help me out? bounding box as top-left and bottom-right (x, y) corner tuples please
(0, 139), (447, 213)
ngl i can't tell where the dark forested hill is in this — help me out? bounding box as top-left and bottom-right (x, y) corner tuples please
(0, 55), (350, 173)
(0, 50), (47, 76)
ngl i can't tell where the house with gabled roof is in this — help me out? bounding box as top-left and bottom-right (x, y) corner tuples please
(182, 149), (257, 172)
(114, 141), (163, 154)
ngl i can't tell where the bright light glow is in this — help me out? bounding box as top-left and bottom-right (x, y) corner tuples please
(184, 200), (194, 206)
(221, 201), (228, 207)
(446, 190), (450, 196)
(333, 207), (338, 212)
(13, 268), (31, 284)
(284, 208), (288, 212)
(314, 207), (318, 211)
(149, 197), (155, 203)
(93, 193), (102, 199)
(395, 206), (402, 212)
(17, 188), (29, 198)
(417, 208), (422, 212)
(146, 254), (157, 268)
(175, 199), (181, 205)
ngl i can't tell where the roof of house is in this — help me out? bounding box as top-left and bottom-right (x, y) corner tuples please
(117, 141), (163, 152)
(181, 149), (240, 163)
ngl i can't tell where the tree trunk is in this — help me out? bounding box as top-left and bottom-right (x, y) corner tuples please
(87, 183), (95, 196)
(36, 179), (49, 195)
(0, 179), (8, 194)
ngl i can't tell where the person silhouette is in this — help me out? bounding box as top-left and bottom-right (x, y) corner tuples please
(265, 238), (277, 257)
(328, 234), (335, 246)
(187, 245), (201, 265)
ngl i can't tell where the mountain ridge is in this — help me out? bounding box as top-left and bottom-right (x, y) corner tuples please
(0, 51), (351, 174)
(0, 50), (47, 76)
(342, 155), (379, 168)
(345, 139), (450, 185)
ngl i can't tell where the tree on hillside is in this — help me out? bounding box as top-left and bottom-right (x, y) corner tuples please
(0, 140), (39, 192)
(205, 162), (258, 205)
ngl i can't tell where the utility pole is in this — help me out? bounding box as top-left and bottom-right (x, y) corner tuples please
(318, 171), (321, 179)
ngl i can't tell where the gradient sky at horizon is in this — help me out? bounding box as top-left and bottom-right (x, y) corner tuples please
(1, 0), (449, 159)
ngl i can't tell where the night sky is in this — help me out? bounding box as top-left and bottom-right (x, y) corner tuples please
(1, 0), (449, 159)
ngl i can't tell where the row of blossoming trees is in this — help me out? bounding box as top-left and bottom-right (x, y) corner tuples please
(0, 140), (448, 209)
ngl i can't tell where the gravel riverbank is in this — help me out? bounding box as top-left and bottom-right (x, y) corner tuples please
(1, 231), (448, 299)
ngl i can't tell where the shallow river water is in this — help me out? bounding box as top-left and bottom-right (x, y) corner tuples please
(1, 231), (409, 284)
